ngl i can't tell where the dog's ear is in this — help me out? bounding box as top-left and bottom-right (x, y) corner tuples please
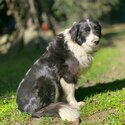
(69, 23), (79, 42)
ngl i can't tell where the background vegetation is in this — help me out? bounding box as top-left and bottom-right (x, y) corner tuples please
(0, 0), (125, 125)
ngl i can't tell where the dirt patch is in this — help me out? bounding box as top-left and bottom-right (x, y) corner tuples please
(26, 118), (41, 125)
(86, 108), (115, 124)
(122, 100), (125, 105)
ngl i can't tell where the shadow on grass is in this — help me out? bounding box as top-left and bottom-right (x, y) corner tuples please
(103, 30), (125, 40)
(0, 36), (48, 96)
(100, 29), (125, 47)
(76, 79), (125, 101)
(1, 29), (125, 97)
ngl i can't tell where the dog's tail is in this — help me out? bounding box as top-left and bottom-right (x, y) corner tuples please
(32, 102), (79, 122)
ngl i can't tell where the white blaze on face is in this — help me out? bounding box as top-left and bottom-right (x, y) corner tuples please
(85, 19), (99, 47)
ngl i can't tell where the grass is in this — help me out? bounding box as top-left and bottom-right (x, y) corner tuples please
(0, 28), (125, 125)
(80, 88), (125, 124)
(78, 46), (119, 85)
(0, 45), (44, 124)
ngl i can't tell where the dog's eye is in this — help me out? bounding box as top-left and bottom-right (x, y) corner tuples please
(85, 27), (90, 33)
(95, 26), (100, 32)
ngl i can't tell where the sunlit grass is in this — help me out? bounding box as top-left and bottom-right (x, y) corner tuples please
(0, 30), (125, 124)
(80, 89), (125, 125)
(79, 45), (120, 85)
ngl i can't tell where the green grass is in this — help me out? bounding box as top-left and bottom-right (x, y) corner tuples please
(0, 98), (30, 125)
(80, 89), (125, 125)
(0, 30), (125, 124)
(78, 46), (120, 85)
(0, 46), (43, 124)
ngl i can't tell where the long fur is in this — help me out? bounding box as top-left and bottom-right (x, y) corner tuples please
(16, 19), (101, 122)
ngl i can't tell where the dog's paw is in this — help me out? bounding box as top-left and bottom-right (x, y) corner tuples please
(77, 101), (84, 106)
(70, 101), (84, 110)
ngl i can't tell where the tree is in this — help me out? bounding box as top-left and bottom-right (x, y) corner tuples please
(53, 0), (120, 24)
(0, 0), (121, 53)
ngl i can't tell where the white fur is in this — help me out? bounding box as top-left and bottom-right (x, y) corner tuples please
(84, 30), (99, 48)
(86, 19), (91, 27)
(85, 19), (99, 48)
(59, 104), (79, 121)
(16, 78), (24, 92)
(63, 29), (94, 75)
(59, 22), (99, 112)
(34, 59), (39, 64)
(25, 68), (31, 76)
(60, 78), (83, 109)
(24, 97), (40, 113)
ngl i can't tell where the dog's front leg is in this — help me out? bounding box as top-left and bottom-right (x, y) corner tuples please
(60, 78), (83, 110)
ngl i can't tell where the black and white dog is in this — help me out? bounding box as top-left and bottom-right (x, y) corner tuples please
(16, 19), (101, 122)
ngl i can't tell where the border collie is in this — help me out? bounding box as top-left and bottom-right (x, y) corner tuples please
(16, 19), (101, 122)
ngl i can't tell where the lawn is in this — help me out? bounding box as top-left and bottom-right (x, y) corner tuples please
(0, 25), (125, 125)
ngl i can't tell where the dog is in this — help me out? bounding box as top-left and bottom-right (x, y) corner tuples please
(16, 19), (101, 122)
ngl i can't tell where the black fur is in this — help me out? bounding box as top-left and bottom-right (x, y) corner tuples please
(16, 19), (101, 118)
(16, 33), (74, 116)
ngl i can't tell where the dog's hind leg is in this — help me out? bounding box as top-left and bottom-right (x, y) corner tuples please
(32, 77), (80, 122)
(16, 76), (58, 114)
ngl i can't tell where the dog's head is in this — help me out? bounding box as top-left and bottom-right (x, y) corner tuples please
(69, 19), (101, 48)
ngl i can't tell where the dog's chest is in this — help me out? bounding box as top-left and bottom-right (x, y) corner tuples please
(66, 41), (93, 75)
(66, 53), (93, 75)
(66, 41), (93, 74)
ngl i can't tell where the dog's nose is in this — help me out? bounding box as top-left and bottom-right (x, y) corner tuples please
(93, 40), (99, 45)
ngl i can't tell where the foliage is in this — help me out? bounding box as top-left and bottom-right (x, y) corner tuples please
(0, 0), (6, 11)
(0, 0), (7, 32)
(53, 0), (119, 24)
